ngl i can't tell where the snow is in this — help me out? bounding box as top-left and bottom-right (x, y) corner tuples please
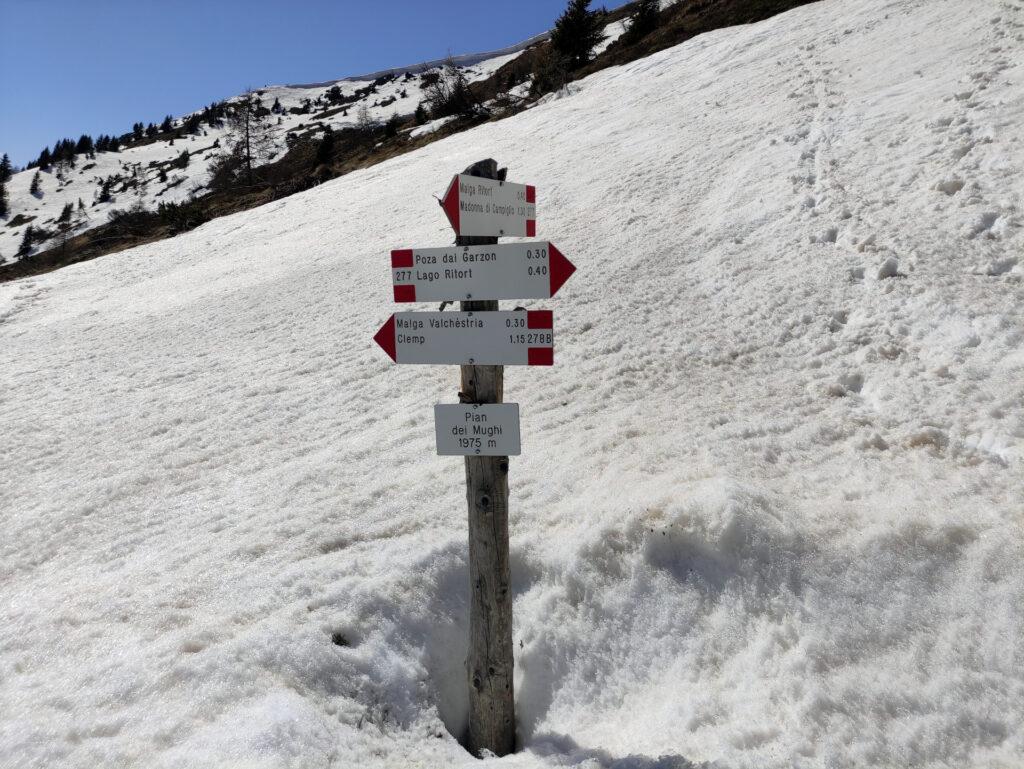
(2, 0), (1023, 767)
(409, 116), (459, 140)
(593, 19), (629, 57)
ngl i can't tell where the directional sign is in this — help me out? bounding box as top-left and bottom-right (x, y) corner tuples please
(441, 174), (536, 237)
(435, 403), (521, 456)
(391, 242), (576, 302)
(373, 310), (553, 365)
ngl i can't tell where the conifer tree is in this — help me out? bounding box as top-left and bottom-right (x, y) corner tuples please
(414, 102), (428, 125)
(0, 178), (8, 218)
(160, 115), (173, 132)
(223, 90), (274, 187)
(56, 203), (77, 252)
(0, 154), (11, 183)
(315, 126), (335, 166)
(73, 135), (92, 156)
(17, 225), (33, 257)
(550, 0), (604, 70)
(622, 0), (659, 45)
(29, 171), (42, 196)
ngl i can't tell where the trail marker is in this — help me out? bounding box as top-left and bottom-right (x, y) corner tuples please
(372, 310), (554, 366)
(372, 158), (573, 757)
(440, 173), (537, 237)
(435, 404), (521, 456)
(391, 242), (576, 302)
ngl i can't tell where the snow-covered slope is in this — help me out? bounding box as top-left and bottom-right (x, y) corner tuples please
(0, 17), (628, 267)
(1, 1), (1022, 767)
(0, 41), (541, 265)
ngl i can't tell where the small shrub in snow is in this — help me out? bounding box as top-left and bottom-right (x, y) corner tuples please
(425, 59), (479, 119)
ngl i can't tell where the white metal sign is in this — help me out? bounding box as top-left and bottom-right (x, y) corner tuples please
(435, 403), (521, 456)
(373, 310), (554, 365)
(440, 174), (537, 237)
(390, 242), (576, 302)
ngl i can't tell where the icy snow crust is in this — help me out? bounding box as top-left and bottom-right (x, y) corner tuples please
(1, 0), (1023, 767)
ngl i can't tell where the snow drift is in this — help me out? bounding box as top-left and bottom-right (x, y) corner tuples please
(1, 0), (1022, 767)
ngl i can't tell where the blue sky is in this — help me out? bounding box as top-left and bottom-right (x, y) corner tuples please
(0, 0), (623, 167)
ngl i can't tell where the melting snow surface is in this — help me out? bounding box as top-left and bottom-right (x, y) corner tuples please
(1, 1), (1023, 767)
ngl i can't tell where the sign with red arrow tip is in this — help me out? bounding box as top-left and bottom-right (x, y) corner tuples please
(391, 242), (576, 302)
(373, 310), (553, 365)
(441, 174), (536, 237)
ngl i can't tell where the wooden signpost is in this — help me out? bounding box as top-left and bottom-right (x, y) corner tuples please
(373, 159), (575, 758)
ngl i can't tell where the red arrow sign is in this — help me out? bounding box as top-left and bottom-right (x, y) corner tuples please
(441, 174), (537, 237)
(390, 241), (576, 302)
(373, 310), (554, 365)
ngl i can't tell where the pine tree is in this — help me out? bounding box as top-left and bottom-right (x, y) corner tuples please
(56, 203), (77, 252)
(621, 0), (659, 45)
(0, 154), (11, 183)
(315, 126), (335, 166)
(17, 225), (33, 257)
(356, 103), (373, 132)
(222, 90), (274, 187)
(414, 102), (428, 125)
(98, 177), (114, 203)
(29, 171), (42, 196)
(37, 147), (52, 169)
(0, 178), (8, 218)
(160, 115), (173, 132)
(75, 134), (94, 156)
(550, 0), (604, 70)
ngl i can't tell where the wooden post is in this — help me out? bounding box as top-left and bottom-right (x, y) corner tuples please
(456, 159), (515, 757)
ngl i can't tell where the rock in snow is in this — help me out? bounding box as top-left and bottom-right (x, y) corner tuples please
(1, 1), (1022, 767)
